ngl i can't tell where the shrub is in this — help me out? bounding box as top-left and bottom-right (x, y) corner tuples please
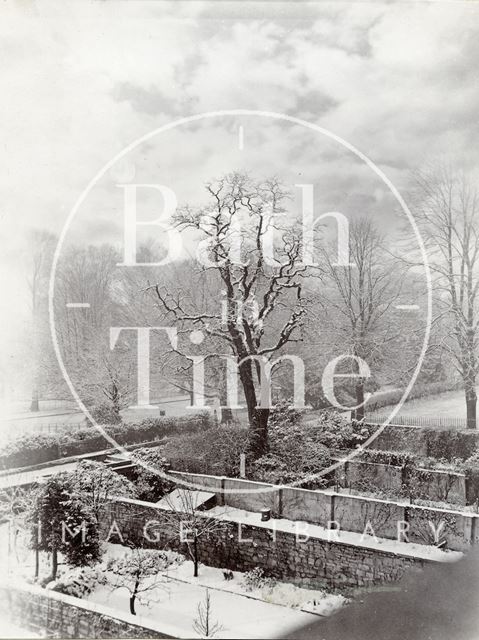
(164, 425), (248, 477)
(249, 454), (299, 484)
(0, 413), (213, 470)
(425, 429), (478, 461)
(305, 378), (355, 410)
(0, 434), (60, 470)
(461, 450), (479, 505)
(131, 447), (174, 502)
(50, 565), (106, 598)
(358, 449), (417, 467)
(241, 567), (276, 593)
(304, 412), (372, 451)
(248, 403), (332, 484)
(88, 403), (122, 426)
(68, 460), (137, 519)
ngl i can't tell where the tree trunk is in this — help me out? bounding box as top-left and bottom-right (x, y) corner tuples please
(250, 408), (269, 459)
(51, 547), (58, 580)
(34, 520), (41, 578)
(239, 360), (268, 458)
(466, 385), (477, 429)
(193, 535), (199, 577)
(34, 545), (39, 579)
(30, 386), (39, 412)
(129, 594), (136, 615)
(130, 576), (140, 615)
(354, 381), (365, 422)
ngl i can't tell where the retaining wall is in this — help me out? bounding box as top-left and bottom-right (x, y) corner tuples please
(101, 497), (434, 590)
(0, 583), (185, 639)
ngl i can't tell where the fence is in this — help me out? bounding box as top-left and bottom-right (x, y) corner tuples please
(365, 414), (469, 430)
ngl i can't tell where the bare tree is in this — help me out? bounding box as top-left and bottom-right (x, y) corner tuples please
(150, 173), (313, 457)
(319, 217), (406, 420)
(27, 230), (57, 410)
(161, 487), (228, 577)
(193, 589), (224, 638)
(107, 548), (180, 615)
(413, 165), (479, 428)
(54, 244), (135, 416)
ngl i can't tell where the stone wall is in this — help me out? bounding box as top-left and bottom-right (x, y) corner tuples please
(0, 583), (184, 639)
(101, 497), (435, 591)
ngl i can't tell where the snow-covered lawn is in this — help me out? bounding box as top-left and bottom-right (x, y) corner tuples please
(80, 543), (346, 639)
(87, 556), (340, 638)
(0, 524), (346, 640)
(88, 576), (318, 639)
(375, 387), (476, 423)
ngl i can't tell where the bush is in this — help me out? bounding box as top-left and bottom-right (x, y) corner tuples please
(305, 378), (355, 410)
(131, 447), (174, 502)
(0, 434), (60, 470)
(164, 425), (248, 477)
(247, 402), (332, 484)
(88, 403), (122, 426)
(249, 453), (299, 484)
(461, 450), (479, 505)
(425, 429), (478, 461)
(304, 412), (372, 451)
(0, 413), (213, 470)
(241, 567), (276, 593)
(358, 449), (417, 467)
(50, 565), (106, 598)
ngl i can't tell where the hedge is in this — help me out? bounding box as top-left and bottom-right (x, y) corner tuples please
(0, 413), (212, 470)
(358, 449), (417, 467)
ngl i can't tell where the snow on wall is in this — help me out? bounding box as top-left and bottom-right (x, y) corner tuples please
(167, 471), (477, 551)
(99, 497), (440, 591)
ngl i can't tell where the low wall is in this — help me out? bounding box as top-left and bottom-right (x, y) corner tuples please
(0, 583), (185, 639)
(340, 460), (403, 493)
(332, 458), (467, 506)
(101, 497), (434, 591)
(224, 478), (281, 512)
(169, 471), (478, 551)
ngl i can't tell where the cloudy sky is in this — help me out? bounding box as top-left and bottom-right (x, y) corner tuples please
(0, 0), (478, 360)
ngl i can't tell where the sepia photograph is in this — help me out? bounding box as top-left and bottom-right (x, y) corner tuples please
(0, 1), (478, 638)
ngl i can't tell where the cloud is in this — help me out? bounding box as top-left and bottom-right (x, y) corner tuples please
(0, 0), (478, 353)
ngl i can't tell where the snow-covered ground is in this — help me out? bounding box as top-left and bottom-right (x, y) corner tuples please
(376, 387), (477, 422)
(0, 619), (40, 639)
(86, 547), (343, 639)
(0, 524), (346, 640)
